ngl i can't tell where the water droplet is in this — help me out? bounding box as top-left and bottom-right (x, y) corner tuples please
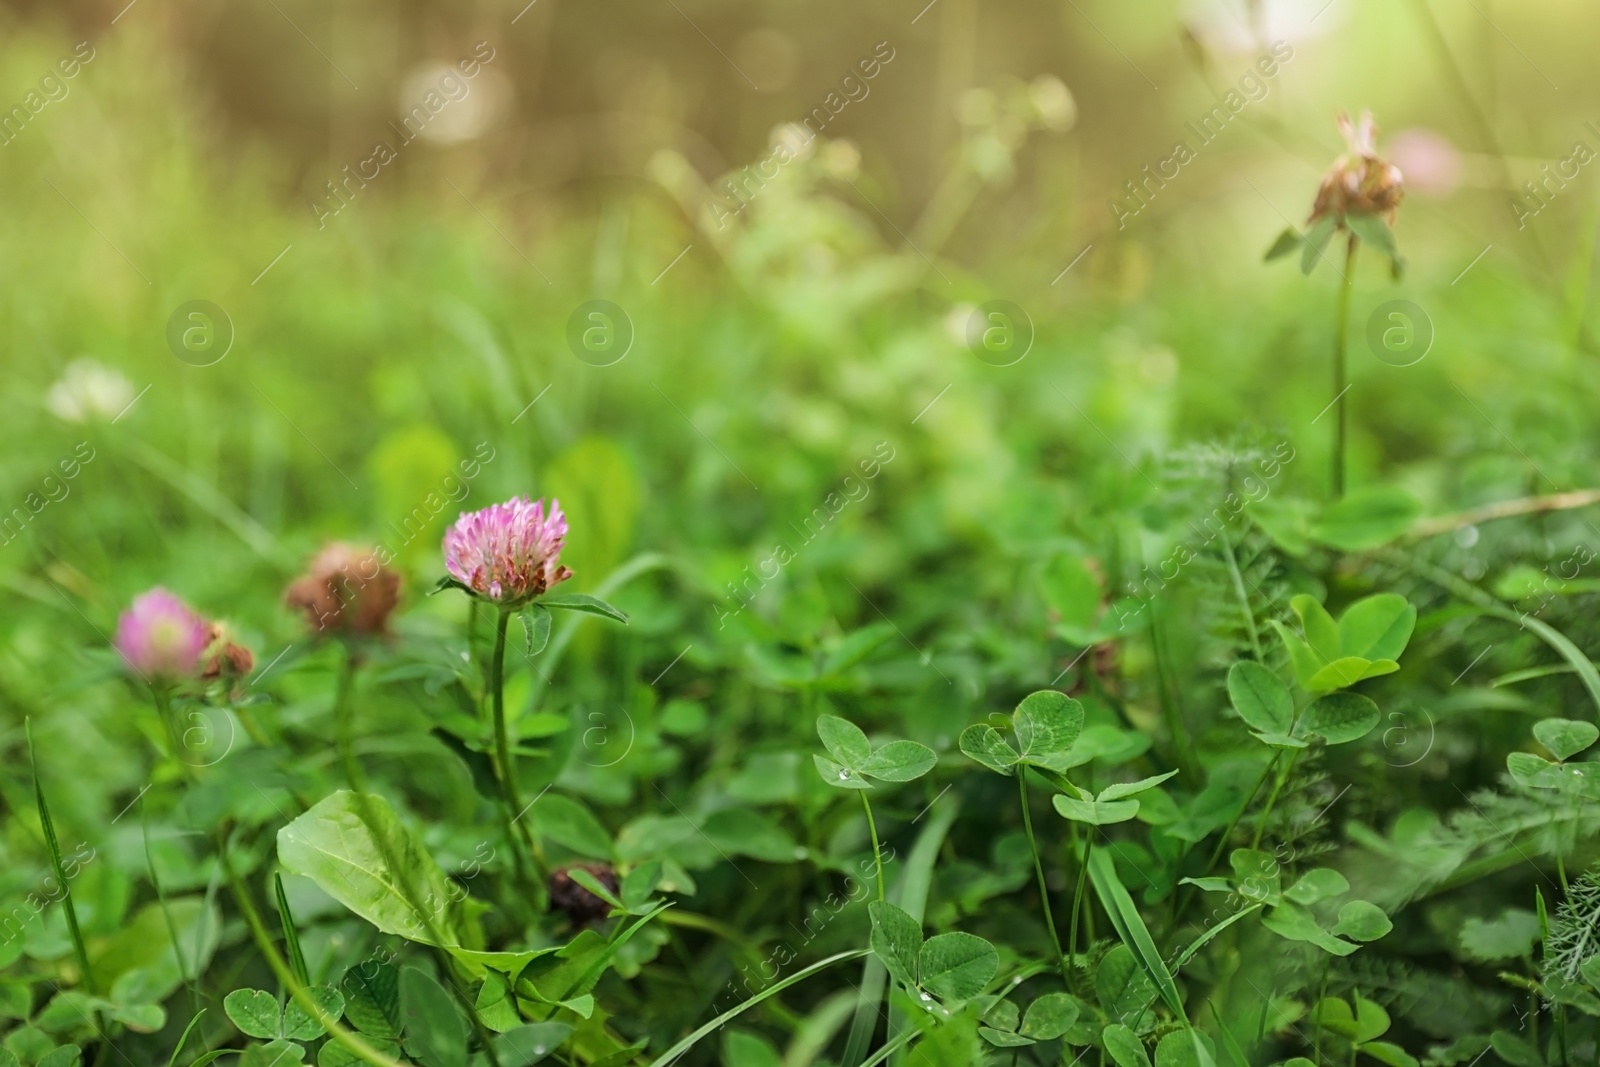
(838, 769), (850, 780)
(533, 1048), (545, 1056)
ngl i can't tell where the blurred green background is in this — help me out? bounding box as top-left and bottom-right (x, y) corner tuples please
(2, 0), (1598, 752)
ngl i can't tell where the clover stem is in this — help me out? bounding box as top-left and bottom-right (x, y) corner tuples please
(1017, 770), (1070, 986)
(1249, 749), (1302, 851)
(860, 791), (886, 903)
(1179, 753), (1278, 919)
(1067, 832), (1092, 996)
(489, 608), (544, 881)
(335, 642), (363, 789)
(1332, 235), (1358, 500)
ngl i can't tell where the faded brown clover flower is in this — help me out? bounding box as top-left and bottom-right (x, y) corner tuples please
(1267, 110), (1405, 277)
(285, 542), (401, 637)
(1309, 109), (1405, 226)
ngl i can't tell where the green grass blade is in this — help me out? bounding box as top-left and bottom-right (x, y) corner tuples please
(165, 1010), (208, 1067)
(145, 795), (199, 1015)
(27, 720), (95, 995)
(644, 949), (869, 1067)
(1087, 847), (1186, 1022)
(274, 872), (310, 987)
(1169, 903), (1263, 973)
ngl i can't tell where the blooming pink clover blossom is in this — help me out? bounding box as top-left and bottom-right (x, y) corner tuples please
(114, 588), (211, 679)
(443, 496), (573, 607)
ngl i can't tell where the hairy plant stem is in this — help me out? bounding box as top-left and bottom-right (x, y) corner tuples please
(1017, 772), (1070, 986)
(489, 608), (544, 882)
(860, 792), (886, 903)
(1332, 236), (1357, 499)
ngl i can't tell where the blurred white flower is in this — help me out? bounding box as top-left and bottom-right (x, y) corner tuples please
(399, 63), (510, 145)
(771, 122), (816, 163)
(821, 139), (861, 179)
(1029, 75), (1077, 131)
(46, 359), (134, 423)
(944, 303), (976, 346)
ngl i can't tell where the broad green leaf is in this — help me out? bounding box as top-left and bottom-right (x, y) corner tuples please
(520, 605), (552, 658)
(1361, 1041), (1419, 1067)
(223, 989), (280, 1040)
(1229, 849), (1281, 906)
(1336, 593), (1415, 661)
(566, 869), (623, 910)
(1534, 718), (1599, 761)
(700, 809), (800, 863)
(340, 961), (402, 1040)
(1098, 770), (1180, 802)
(978, 1027), (1034, 1048)
(1102, 1023), (1150, 1067)
(1298, 693), (1380, 745)
(1178, 877), (1232, 894)
(820, 625), (895, 677)
(1271, 622), (1324, 691)
(721, 1031), (780, 1067)
(1350, 995), (1391, 1042)
(1459, 909), (1540, 962)
(1311, 487), (1421, 552)
(1052, 794), (1140, 826)
(866, 901), (921, 990)
(1262, 903), (1358, 956)
(620, 861), (662, 912)
(1020, 992), (1079, 1039)
(1227, 662), (1292, 734)
(1290, 595), (1341, 664)
(37, 1051), (82, 1067)
(476, 970), (521, 1033)
(531, 795), (614, 861)
(1300, 214), (1337, 274)
(1331, 900), (1392, 942)
(400, 967), (467, 1067)
(1252, 731), (1309, 750)
(1490, 1031), (1545, 1067)
(1506, 751), (1563, 789)
(277, 791), (464, 948)
(1043, 555), (1104, 643)
(1264, 226), (1302, 261)
(497, 1022), (574, 1065)
(816, 715), (871, 769)
(1306, 656), (1383, 692)
(1012, 690), (1085, 765)
(958, 724), (1018, 776)
(239, 1046), (302, 1067)
(918, 932), (997, 1002)
(1345, 211), (1398, 256)
(537, 593), (628, 624)
(812, 754), (872, 790)
(1095, 946), (1156, 1028)
(1155, 1030), (1217, 1067)
(982, 1000), (1020, 1032)
(1283, 868), (1348, 905)
(283, 985), (344, 1041)
(859, 740), (937, 782)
